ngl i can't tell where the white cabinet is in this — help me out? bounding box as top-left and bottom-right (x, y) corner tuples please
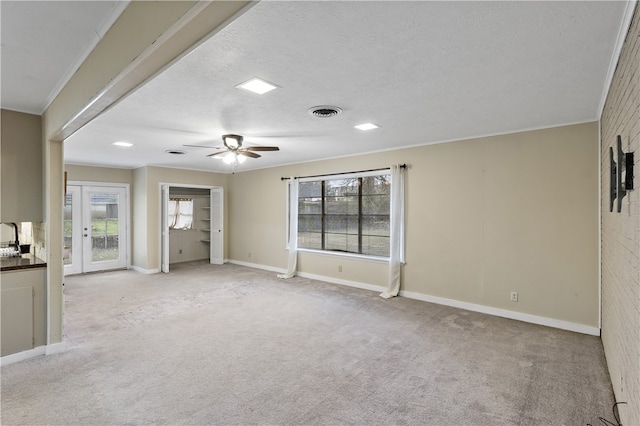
(1, 267), (46, 356)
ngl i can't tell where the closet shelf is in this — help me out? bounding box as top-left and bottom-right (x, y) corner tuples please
(200, 240), (210, 243)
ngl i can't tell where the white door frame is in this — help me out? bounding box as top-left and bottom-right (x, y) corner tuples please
(159, 183), (224, 273)
(161, 185), (170, 273)
(209, 187), (224, 265)
(64, 181), (131, 275)
(63, 185), (82, 275)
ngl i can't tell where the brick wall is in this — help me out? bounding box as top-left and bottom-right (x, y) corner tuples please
(600, 3), (639, 425)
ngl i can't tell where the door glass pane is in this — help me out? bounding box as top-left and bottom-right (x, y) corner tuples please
(63, 193), (73, 265)
(90, 193), (120, 262)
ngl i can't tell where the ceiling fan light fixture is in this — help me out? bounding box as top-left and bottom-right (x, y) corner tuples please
(222, 134), (243, 149)
(222, 152), (236, 164)
(222, 152), (246, 164)
(236, 77), (279, 95)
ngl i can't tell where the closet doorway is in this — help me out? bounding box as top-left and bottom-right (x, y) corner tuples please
(161, 185), (223, 273)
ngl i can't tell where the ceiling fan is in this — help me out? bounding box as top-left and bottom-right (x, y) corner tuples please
(184, 134), (279, 165)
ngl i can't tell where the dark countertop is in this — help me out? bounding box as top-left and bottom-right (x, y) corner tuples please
(1, 254), (47, 272)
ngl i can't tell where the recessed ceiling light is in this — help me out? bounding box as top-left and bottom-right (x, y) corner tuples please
(236, 77), (279, 95)
(112, 141), (133, 147)
(355, 123), (379, 131)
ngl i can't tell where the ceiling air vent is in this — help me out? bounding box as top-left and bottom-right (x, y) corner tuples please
(308, 105), (342, 118)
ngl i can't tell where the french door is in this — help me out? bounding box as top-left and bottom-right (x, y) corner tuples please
(64, 184), (129, 275)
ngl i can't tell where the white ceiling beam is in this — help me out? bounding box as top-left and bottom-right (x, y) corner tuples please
(43, 0), (256, 142)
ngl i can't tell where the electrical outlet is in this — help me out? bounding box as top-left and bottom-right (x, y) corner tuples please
(510, 291), (518, 302)
(338, 264), (342, 272)
(179, 249), (182, 254)
(248, 252), (252, 259)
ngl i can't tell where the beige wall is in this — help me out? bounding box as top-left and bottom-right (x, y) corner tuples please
(136, 166), (229, 271)
(65, 164), (133, 185)
(229, 122), (600, 328)
(600, 3), (639, 425)
(64, 164), (229, 271)
(132, 167), (148, 269)
(43, 138), (65, 344)
(1, 109), (43, 222)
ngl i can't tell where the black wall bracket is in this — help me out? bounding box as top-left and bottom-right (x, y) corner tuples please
(611, 135), (634, 212)
(609, 146), (617, 212)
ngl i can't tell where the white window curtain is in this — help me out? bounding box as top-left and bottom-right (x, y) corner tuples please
(380, 164), (405, 298)
(278, 178), (299, 279)
(168, 198), (193, 230)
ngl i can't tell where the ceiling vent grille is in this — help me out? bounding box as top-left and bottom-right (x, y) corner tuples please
(308, 105), (342, 118)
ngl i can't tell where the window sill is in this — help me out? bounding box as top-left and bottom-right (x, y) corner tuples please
(296, 248), (390, 264)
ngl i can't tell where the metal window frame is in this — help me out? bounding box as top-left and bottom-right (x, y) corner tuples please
(298, 172), (390, 256)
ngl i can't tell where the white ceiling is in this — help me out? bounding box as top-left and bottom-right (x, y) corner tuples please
(0, 1), (128, 114)
(2, 1), (634, 174)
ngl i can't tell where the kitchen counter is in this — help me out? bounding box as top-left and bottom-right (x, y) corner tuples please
(1, 254), (47, 272)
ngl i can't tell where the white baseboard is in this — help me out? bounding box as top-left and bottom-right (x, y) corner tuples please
(0, 341), (68, 367)
(228, 260), (385, 293)
(131, 265), (160, 274)
(227, 260), (600, 336)
(296, 271), (387, 294)
(227, 260), (386, 294)
(0, 346), (46, 366)
(46, 341), (67, 355)
(398, 290), (600, 336)
(227, 259), (286, 274)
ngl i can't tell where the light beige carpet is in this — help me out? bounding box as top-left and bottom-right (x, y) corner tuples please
(1, 261), (614, 425)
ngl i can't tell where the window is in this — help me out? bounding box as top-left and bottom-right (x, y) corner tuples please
(168, 198), (193, 230)
(297, 173), (391, 257)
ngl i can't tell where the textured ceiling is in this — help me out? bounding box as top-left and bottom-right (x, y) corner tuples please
(5, 1), (633, 173)
(0, 1), (128, 114)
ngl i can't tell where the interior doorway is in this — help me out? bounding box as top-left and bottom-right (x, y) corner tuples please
(64, 183), (130, 275)
(161, 184), (223, 273)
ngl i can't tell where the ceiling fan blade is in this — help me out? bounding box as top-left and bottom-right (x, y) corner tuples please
(245, 146), (280, 152)
(238, 150), (261, 158)
(206, 151), (229, 157)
